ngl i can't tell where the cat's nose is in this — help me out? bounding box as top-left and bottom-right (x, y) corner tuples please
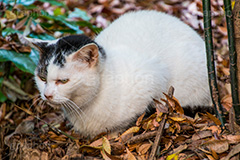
(44, 94), (53, 100)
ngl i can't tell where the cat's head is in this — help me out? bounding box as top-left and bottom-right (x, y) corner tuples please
(19, 34), (103, 108)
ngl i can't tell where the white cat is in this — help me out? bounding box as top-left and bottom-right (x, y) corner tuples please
(19, 10), (211, 137)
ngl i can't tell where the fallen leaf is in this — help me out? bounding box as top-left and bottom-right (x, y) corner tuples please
(166, 153), (178, 160)
(223, 134), (240, 144)
(136, 143), (152, 155)
(171, 144), (188, 154)
(102, 136), (111, 155)
(5, 10), (17, 20)
(203, 139), (229, 154)
(100, 149), (111, 160)
(205, 112), (221, 126)
(119, 126), (140, 138)
(169, 116), (186, 122)
(205, 154), (215, 160)
(136, 113), (145, 126)
(192, 130), (213, 141)
(221, 143), (240, 160)
(126, 147), (136, 160)
(90, 138), (103, 147)
(208, 125), (221, 135)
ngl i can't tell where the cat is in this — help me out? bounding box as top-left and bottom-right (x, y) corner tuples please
(19, 10), (211, 137)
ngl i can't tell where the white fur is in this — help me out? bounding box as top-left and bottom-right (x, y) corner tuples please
(35, 10), (210, 137)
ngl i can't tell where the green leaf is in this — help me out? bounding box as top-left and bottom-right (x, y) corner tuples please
(54, 8), (63, 16)
(68, 8), (90, 21)
(40, 10), (83, 34)
(29, 33), (55, 40)
(2, 28), (22, 37)
(38, 0), (67, 8)
(76, 21), (102, 34)
(0, 77), (7, 103)
(29, 49), (39, 65)
(3, 0), (35, 6)
(0, 91), (7, 102)
(0, 50), (36, 74)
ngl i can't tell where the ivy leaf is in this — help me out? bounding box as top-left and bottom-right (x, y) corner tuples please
(38, 0), (67, 8)
(29, 33), (55, 40)
(0, 50), (37, 74)
(40, 10), (83, 34)
(3, 0), (35, 6)
(2, 28), (22, 37)
(68, 8), (91, 21)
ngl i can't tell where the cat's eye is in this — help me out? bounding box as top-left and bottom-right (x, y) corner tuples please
(56, 79), (69, 84)
(39, 76), (46, 82)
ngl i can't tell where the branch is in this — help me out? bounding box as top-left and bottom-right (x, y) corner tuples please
(149, 86), (174, 160)
(202, 0), (225, 126)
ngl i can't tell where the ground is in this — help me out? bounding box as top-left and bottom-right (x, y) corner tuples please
(0, 0), (239, 159)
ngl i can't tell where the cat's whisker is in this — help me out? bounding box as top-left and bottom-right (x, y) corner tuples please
(27, 94), (40, 103)
(66, 99), (87, 117)
(62, 103), (81, 125)
(50, 97), (85, 125)
(29, 97), (42, 110)
(61, 101), (85, 126)
(50, 104), (67, 126)
(64, 100), (86, 120)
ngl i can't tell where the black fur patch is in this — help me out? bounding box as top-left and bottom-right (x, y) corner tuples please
(183, 106), (215, 117)
(36, 35), (105, 77)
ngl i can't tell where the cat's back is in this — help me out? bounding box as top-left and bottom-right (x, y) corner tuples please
(95, 10), (204, 56)
(95, 10), (210, 107)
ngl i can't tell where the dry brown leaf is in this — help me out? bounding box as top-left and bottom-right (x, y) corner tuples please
(205, 112), (222, 126)
(136, 113), (145, 126)
(126, 147), (137, 160)
(172, 96), (184, 114)
(223, 134), (240, 144)
(154, 99), (168, 113)
(128, 143), (141, 152)
(221, 95), (232, 111)
(79, 145), (101, 154)
(208, 125), (221, 135)
(90, 138), (103, 147)
(169, 116), (186, 122)
(221, 143), (240, 160)
(120, 126), (140, 137)
(192, 130), (213, 141)
(211, 149), (219, 160)
(161, 141), (172, 153)
(218, 26), (228, 36)
(0, 103), (6, 120)
(100, 149), (111, 160)
(14, 104), (34, 116)
(203, 139), (229, 154)
(205, 154), (215, 160)
(171, 144), (188, 155)
(136, 143), (152, 155)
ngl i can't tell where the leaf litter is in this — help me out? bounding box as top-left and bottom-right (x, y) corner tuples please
(0, 0), (239, 159)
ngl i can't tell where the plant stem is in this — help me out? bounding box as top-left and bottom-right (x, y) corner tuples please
(202, 0), (225, 126)
(232, 0), (240, 125)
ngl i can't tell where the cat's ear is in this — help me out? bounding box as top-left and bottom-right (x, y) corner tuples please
(71, 43), (99, 67)
(17, 33), (53, 56)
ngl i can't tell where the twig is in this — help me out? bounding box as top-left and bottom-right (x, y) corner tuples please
(149, 86), (174, 160)
(14, 104), (77, 140)
(126, 131), (157, 144)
